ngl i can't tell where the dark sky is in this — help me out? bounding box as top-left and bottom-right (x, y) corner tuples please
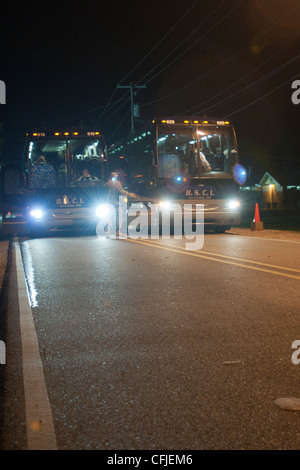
(1, 0), (300, 180)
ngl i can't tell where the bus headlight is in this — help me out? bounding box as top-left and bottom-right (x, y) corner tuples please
(174, 175), (183, 183)
(226, 199), (240, 210)
(95, 204), (110, 219)
(158, 200), (172, 210)
(30, 209), (44, 219)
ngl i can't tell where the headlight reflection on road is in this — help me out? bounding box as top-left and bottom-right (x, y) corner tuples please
(22, 242), (39, 308)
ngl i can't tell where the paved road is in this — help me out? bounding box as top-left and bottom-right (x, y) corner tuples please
(1, 233), (300, 450)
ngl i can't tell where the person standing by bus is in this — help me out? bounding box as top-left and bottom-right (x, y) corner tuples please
(106, 171), (137, 200)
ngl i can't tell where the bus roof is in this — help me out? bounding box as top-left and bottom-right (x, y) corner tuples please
(152, 117), (231, 126)
(26, 130), (104, 139)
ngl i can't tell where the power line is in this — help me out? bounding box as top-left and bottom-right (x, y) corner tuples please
(180, 47), (300, 116)
(94, 87), (119, 125)
(105, 0), (243, 133)
(97, 0), (231, 128)
(106, 108), (131, 143)
(93, 92), (131, 127)
(141, 41), (245, 108)
(95, 0), (200, 128)
(81, 0), (243, 131)
(136, 0), (228, 86)
(118, 0), (200, 86)
(98, 94), (131, 125)
(225, 73), (299, 118)
(138, 0), (245, 87)
(140, 1), (300, 109)
(179, 30), (300, 115)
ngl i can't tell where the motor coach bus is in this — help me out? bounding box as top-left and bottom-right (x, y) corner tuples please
(107, 117), (247, 233)
(1, 129), (111, 234)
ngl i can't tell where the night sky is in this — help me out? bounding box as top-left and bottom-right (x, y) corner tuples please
(1, 0), (300, 182)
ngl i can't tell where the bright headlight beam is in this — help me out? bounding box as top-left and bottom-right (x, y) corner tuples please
(30, 209), (44, 219)
(96, 204), (110, 219)
(227, 200), (240, 210)
(158, 200), (172, 210)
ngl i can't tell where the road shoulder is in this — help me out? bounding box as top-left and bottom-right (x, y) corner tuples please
(228, 228), (300, 242)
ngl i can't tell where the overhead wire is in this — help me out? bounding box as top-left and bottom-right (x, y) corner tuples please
(87, 0), (247, 133)
(89, 0), (298, 135)
(99, 0), (244, 134)
(48, 99), (123, 128)
(142, 17), (297, 108)
(141, 42), (245, 108)
(106, 108), (131, 143)
(137, 0), (245, 87)
(98, 93), (131, 125)
(136, 0), (228, 86)
(140, 1), (300, 112)
(225, 73), (299, 118)
(93, 92), (131, 127)
(95, 0), (244, 129)
(180, 40), (300, 116)
(94, 0), (200, 128)
(118, 0), (200, 86)
(178, 29), (300, 115)
(94, 87), (119, 125)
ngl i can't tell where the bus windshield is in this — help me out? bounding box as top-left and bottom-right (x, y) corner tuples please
(27, 137), (107, 188)
(157, 123), (238, 178)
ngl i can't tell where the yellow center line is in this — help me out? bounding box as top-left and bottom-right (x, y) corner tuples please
(142, 239), (300, 274)
(125, 238), (300, 281)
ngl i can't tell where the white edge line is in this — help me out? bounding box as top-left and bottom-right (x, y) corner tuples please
(14, 241), (57, 450)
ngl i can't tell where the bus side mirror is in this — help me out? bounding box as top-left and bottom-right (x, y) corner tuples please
(233, 164), (247, 185)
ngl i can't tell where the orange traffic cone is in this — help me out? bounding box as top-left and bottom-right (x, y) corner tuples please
(251, 203), (263, 231)
(254, 203), (260, 222)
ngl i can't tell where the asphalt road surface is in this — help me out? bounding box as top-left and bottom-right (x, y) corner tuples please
(0, 232), (300, 450)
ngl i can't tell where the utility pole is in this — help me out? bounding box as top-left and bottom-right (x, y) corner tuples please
(117, 83), (146, 132)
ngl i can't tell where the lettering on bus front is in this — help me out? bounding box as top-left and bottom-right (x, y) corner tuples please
(56, 196), (85, 206)
(185, 188), (216, 198)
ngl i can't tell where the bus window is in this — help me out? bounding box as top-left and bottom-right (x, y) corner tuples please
(157, 126), (211, 177)
(197, 127), (237, 174)
(30, 162), (58, 188)
(28, 139), (65, 188)
(70, 139), (106, 183)
(29, 139), (66, 168)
